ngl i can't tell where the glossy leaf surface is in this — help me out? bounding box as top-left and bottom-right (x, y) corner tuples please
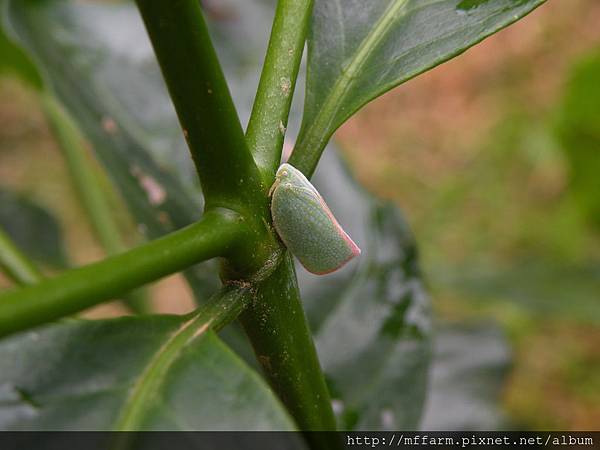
(0, 314), (300, 433)
(292, 0), (546, 174)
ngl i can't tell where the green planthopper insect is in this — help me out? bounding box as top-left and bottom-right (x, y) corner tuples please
(269, 163), (361, 275)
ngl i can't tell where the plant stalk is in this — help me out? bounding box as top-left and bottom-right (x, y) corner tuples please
(135, 0), (265, 212)
(246, 0), (314, 181)
(240, 254), (338, 440)
(136, 0), (338, 438)
(0, 227), (42, 285)
(243, 0), (340, 440)
(0, 209), (244, 338)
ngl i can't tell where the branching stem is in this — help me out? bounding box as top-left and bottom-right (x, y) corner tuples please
(0, 209), (244, 338)
(247, 0), (314, 181)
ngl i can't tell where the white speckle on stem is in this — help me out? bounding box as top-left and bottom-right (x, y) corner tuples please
(280, 77), (291, 97)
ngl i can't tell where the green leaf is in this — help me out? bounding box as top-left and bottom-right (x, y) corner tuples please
(421, 322), (511, 430)
(0, 188), (68, 268)
(292, 0), (547, 174)
(0, 315), (300, 432)
(300, 150), (431, 430)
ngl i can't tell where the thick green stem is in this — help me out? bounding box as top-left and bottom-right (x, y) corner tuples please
(0, 209), (244, 338)
(135, 0), (265, 212)
(40, 93), (148, 313)
(243, 0), (339, 440)
(136, 0), (281, 279)
(246, 0), (313, 181)
(240, 255), (338, 441)
(136, 0), (337, 437)
(0, 227), (42, 285)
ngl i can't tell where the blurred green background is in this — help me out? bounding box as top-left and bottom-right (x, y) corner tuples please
(0, 0), (599, 430)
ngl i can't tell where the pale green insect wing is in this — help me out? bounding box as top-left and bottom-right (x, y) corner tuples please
(270, 166), (360, 275)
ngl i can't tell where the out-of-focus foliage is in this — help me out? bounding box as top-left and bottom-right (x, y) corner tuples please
(0, 188), (67, 268)
(421, 322), (511, 431)
(435, 260), (600, 325)
(296, 151), (432, 430)
(0, 23), (41, 90)
(556, 49), (600, 228)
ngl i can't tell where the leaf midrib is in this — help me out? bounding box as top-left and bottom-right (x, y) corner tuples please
(113, 314), (213, 431)
(296, 0), (409, 169)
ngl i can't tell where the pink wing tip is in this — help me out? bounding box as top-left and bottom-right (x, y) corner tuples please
(350, 239), (362, 256)
(343, 232), (361, 257)
(320, 197), (362, 257)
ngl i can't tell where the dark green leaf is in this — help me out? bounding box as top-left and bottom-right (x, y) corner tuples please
(0, 188), (68, 268)
(0, 314), (300, 432)
(301, 150), (432, 430)
(421, 322), (511, 430)
(293, 0), (546, 174)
